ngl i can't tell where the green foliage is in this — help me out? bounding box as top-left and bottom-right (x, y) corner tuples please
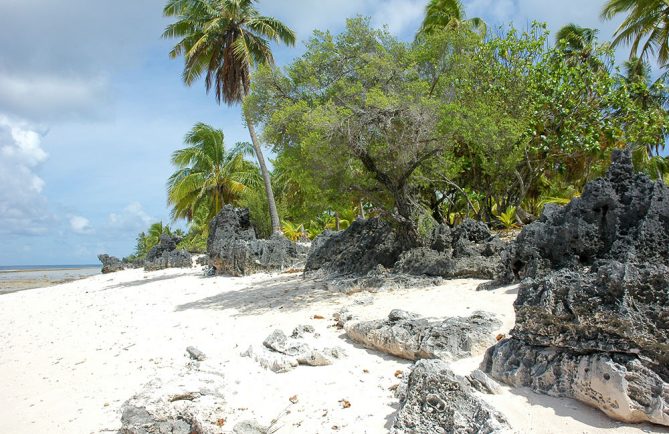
(496, 207), (518, 229)
(281, 221), (305, 242)
(131, 222), (173, 259)
(244, 17), (669, 237)
(167, 123), (261, 223)
(602, 0), (669, 66)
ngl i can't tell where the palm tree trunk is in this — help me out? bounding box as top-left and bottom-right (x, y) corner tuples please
(244, 111), (282, 234)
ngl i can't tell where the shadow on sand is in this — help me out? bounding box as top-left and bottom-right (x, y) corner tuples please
(175, 274), (343, 316)
(507, 386), (669, 432)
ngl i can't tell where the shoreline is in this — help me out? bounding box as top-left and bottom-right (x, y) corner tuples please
(0, 266), (100, 295)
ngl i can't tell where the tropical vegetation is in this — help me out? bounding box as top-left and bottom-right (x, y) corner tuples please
(163, 0), (296, 234)
(141, 0), (669, 252)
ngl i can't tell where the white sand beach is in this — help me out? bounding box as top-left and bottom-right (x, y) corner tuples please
(0, 267), (667, 434)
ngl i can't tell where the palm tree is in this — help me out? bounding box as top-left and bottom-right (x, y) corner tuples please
(602, 0), (669, 65)
(167, 122), (261, 223)
(163, 0), (296, 233)
(555, 24), (604, 69)
(556, 24), (598, 53)
(417, 0), (486, 37)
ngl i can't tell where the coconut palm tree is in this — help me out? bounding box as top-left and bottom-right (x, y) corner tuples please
(555, 24), (604, 70)
(556, 24), (598, 53)
(167, 122), (261, 223)
(417, 0), (486, 38)
(163, 0), (296, 233)
(602, 0), (669, 65)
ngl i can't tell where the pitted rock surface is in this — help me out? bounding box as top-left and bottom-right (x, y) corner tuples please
(345, 310), (501, 361)
(207, 205), (305, 276)
(391, 359), (509, 433)
(484, 150), (669, 427)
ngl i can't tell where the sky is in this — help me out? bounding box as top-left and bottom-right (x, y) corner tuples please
(0, 0), (629, 265)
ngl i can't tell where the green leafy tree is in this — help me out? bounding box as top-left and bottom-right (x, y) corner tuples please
(249, 18), (458, 244)
(602, 0), (669, 65)
(167, 122), (260, 223)
(163, 0), (296, 234)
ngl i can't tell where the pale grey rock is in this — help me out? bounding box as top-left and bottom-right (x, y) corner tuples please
(391, 359), (509, 433)
(345, 310), (501, 361)
(466, 369), (502, 395)
(233, 420), (268, 434)
(186, 346), (206, 361)
(247, 329), (345, 372)
(290, 324), (315, 338)
(484, 338), (669, 425)
(117, 369), (225, 434)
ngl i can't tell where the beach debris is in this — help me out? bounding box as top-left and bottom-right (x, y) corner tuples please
(391, 360), (509, 433)
(483, 150), (669, 426)
(186, 346), (206, 361)
(206, 205), (308, 276)
(345, 309), (501, 361)
(289, 395), (299, 404)
(246, 329), (346, 373)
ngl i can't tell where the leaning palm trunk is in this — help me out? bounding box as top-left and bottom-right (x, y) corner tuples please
(244, 110), (281, 234)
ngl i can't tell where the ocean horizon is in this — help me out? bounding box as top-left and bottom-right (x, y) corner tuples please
(0, 264), (99, 272)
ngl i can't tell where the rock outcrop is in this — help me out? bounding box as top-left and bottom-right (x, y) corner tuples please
(305, 218), (405, 276)
(345, 310), (501, 361)
(483, 150), (669, 426)
(117, 368), (225, 434)
(500, 149), (669, 283)
(395, 219), (506, 280)
(98, 254), (126, 274)
(304, 218), (507, 291)
(144, 234), (192, 271)
(207, 205), (306, 276)
(242, 328), (345, 373)
(391, 359), (509, 433)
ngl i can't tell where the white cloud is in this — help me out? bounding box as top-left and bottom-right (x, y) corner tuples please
(0, 115), (53, 235)
(0, 73), (111, 121)
(69, 215), (94, 235)
(371, 0), (426, 35)
(108, 202), (154, 232)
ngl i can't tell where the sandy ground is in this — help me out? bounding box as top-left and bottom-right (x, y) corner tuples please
(0, 267), (667, 434)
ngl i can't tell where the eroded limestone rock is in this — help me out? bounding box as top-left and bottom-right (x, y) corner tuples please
(483, 150), (669, 427)
(243, 329), (345, 373)
(391, 359), (509, 433)
(345, 310), (501, 361)
(117, 368), (225, 434)
(207, 206), (305, 276)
